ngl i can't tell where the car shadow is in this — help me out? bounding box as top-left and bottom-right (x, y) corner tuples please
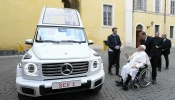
(35, 91), (101, 100)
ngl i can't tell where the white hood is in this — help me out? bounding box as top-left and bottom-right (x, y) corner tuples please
(32, 44), (91, 60)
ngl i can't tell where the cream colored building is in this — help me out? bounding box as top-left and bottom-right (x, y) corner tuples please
(0, 0), (175, 55)
(132, 0), (175, 47)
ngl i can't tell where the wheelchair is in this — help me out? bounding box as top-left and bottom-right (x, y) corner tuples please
(131, 65), (152, 90)
(117, 64), (152, 91)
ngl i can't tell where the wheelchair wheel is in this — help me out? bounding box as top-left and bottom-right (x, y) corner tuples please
(133, 84), (139, 91)
(138, 68), (152, 88)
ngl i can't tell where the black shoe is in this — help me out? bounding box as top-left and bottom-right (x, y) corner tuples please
(116, 73), (121, 77)
(115, 80), (122, 83)
(122, 83), (127, 87)
(115, 80), (123, 84)
(165, 67), (169, 69)
(117, 83), (123, 86)
(158, 68), (161, 72)
(122, 86), (129, 91)
(116, 81), (123, 86)
(152, 80), (157, 84)
(108, 72), (113, 75)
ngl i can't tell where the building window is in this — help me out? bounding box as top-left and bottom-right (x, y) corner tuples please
(135, 0), (147, 11)
(103, 5), (113, 26)
(171, 0), (175, 14)
(170, 26), (174, 38)
(155, 25), (160, 33)
(155, 0), (161, 13)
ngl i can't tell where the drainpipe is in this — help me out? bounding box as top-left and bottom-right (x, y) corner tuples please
(164, 0), (166, 34)
(132, 0), (135, 47)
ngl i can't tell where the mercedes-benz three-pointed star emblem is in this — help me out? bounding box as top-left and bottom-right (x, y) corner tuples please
(61, 63), (73, 75)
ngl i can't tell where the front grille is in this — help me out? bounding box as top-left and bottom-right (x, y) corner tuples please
(42, 61), (89, 76)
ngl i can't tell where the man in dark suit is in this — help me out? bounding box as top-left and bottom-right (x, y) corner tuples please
(154, 32), (163, 72)
(139, 31), (157, 84)
(107, 27), (122, 75)
(160, 34), (171, 69)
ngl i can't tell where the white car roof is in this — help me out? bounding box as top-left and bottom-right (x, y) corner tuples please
(38, 7), (83, 28)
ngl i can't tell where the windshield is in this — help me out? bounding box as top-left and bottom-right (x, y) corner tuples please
(36, 27), (86, 43)
(43, 8), (80, 26)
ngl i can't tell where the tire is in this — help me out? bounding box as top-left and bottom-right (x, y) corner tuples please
(18, 93), (34, 100)
(88, 84), (102, 93)
(133, 84), (139, 91)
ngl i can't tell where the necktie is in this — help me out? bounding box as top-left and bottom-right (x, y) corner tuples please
(114, 36), (117, 45)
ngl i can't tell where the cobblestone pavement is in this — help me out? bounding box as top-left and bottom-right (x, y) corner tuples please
(0, 47), (175, 100)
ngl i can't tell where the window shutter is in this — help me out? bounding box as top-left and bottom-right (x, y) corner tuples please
(138, 0), (142, 10)
(170, 0), (175, 14)
(134, 0), (137, 10)
(173, 1), (175, 14)
(155, 0), (160, 12)
(170, 26), (174, 38)
(143, 0), (147, 11)
(170, 1), (172, 14)
(170, 0), (172, 14)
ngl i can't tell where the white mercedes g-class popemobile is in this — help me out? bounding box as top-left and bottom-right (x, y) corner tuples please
(16, 7), (105, 100)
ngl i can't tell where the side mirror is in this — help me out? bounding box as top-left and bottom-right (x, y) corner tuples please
(88, 40), (93, 45)
(25, 39), (33, 45)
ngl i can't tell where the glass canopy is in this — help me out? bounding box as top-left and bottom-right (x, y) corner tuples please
(43, 8), (80, 26)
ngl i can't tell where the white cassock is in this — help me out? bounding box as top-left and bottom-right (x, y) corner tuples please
(121, 51), (151, 82)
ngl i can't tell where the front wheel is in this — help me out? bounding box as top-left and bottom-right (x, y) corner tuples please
(18, 93), (34, 100)
(133, 84), (139, 91)
(88, 84), (102, 93)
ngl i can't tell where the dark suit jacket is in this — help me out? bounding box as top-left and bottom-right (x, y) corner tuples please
(154, 37), (163, 55)
(160, 38), (171, 54)
(107, 34), (122, 53)
(140, 36), (157, 58)
(154, 37), (163, 48)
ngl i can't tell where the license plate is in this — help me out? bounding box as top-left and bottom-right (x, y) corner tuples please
(52, 80), (81, 89)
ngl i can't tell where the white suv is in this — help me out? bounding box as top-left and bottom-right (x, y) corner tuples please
(16, 7), (105, 100)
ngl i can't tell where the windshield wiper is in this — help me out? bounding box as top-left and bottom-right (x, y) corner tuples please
(37, 40), (85, 44)
(60, 40), (84, 43)
(39, 40), (59, 43)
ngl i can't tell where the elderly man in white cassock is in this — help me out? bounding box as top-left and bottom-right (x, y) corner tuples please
(115, 45), (150, 90)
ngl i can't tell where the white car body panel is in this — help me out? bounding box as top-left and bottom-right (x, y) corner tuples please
(16, 7), (105, 97)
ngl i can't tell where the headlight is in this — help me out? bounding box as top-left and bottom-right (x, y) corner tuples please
(24, 63), (39, 76)
(91, 60), (100, 71)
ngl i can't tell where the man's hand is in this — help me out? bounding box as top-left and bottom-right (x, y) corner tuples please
(125, 54), (129, 59)
(149, 57), (151, 59)
(115, 46), (119, 49)
(156, 46), (159, 48)
(131, 65), (136, 68)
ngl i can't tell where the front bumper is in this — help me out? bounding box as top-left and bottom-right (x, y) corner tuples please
(16, 70), (105, 97)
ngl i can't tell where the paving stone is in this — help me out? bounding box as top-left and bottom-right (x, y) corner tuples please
(0, 47), (175, 100)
